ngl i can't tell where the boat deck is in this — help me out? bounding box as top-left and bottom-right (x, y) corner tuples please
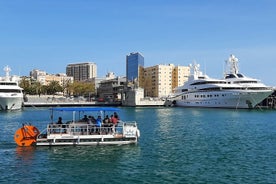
(36, 121), (139, 146)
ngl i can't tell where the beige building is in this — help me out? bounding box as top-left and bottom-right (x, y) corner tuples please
(30, 69), (73, 87)
(44, 74), (73, 87)
(141, 64), (190, 97)
(172, 65), (190, 89)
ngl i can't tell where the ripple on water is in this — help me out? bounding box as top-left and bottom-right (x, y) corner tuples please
(0, 107), (276, 183)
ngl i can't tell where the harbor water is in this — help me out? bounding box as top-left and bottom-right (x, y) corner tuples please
(0, 107), (276, 183)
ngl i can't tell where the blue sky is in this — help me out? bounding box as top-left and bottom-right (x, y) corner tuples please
(0, 0), (276, 85)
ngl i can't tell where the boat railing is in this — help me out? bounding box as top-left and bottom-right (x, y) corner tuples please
(36, 128), (48, 139)
(42, 121), (138, 137)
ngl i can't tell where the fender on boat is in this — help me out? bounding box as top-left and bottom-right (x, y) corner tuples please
(136, 129), (140, 138)
(14, 125), (40, 147)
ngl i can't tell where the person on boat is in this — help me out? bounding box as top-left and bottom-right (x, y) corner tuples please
(114, 112), (119, 120)
(57, 117), (63, 124)
(95, 116), (102, 133)
(90, 116), (96, 124)
(110, 114), (118, 126)
(82, 115), (89, 122)
(103, 115), (112, 133)
(87, 115), (92, 124)
(96, 116), (102, 127)
(103, 115), (110, 125)
(88, 115), (96, 133)
(56, 117), (66, 133)
(110, 114), (119, 133)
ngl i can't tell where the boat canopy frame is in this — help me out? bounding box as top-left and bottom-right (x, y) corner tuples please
(49, 107), (120, 123)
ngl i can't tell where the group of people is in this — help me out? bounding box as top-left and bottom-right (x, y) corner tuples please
(54, 112), (120, 134)
(80, 112), (120, 127)
(56, 112), (120, 127)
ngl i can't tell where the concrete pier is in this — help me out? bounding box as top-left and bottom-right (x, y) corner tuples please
(23, 95), (121, 107)
(23, 95), (169, 107)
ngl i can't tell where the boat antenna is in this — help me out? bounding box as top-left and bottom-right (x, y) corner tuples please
(227, 54), (239, 74)
(204, 60), (206, 75)
(3, 65), (11, 81)
(223, 60), (225, 78)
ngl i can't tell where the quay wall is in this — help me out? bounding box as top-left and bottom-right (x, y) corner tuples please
(23, 95), (120, 107)
(23, 95), (167, 107)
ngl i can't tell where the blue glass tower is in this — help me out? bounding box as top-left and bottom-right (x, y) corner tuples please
(126, 52), (144, 83)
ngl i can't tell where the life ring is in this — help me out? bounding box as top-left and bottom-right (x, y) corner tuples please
(14, 125), (40, 147)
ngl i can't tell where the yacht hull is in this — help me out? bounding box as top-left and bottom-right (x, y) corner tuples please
(0, 95), (23, 110)
(0, 66), (24, 111)
(174, 90), (273, 109)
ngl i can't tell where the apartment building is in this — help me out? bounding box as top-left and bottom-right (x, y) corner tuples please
(66, 62), (97, 81)
(172, 65), (190, 89)
(142, 64), (190, 97)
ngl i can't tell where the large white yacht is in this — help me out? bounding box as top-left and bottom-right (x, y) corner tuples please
(172, 55), (273, 109)
(0, 66), (24, 110)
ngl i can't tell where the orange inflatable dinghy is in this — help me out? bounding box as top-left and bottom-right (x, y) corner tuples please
(14, 125), (40, 146)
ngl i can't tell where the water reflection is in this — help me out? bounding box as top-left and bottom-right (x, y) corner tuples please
(15, 146), (36, 162)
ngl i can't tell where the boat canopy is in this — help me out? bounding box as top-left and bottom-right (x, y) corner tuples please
(49, 107), (121, 123)
(49, 107), (120, 112)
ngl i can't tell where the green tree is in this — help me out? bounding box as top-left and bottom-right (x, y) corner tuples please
(33, 81), (43, 96)
(67, 81), (95, 97)
(20, 78), (94, 97)
(19, 77), (31, 94)
(46, 81), (63, 95)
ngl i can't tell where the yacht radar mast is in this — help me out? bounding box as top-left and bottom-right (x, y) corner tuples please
(3, 65), (11, 81)
(189, 62), (202, 77)
(225, 54), (239, 75)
